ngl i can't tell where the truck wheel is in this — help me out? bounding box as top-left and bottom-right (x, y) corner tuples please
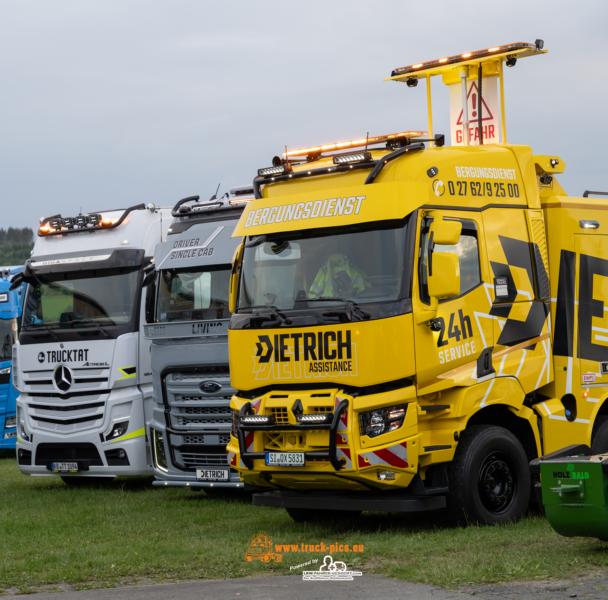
(285, 508), (361, 524)
(448, 425), (530, 525)
(591, 418), (608, 454)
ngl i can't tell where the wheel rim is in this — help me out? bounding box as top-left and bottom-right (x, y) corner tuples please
(477, 451), (516, 514)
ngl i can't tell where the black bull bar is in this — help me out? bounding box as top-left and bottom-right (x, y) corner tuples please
(236, 399), (349, 471)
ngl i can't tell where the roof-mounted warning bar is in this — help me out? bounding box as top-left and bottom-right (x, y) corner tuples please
(171, 187), (254, 218)
(38, 203), (147, 237)
(388, 40), (546, 147)
(389, 41), (545, 81)
(281, 130), (426, 161)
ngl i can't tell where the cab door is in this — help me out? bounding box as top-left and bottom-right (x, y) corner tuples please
(412, 210), (494, 393)
(576, 234), (608, 387)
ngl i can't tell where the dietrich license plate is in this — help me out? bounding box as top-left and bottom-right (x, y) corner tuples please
(265, 452), (305, 467)
(50, 462), (79, 473)
(196, 468), (229, 482)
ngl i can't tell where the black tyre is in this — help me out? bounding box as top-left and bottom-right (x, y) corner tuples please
(448, 425), (530, 525)
(285, 507), (361, 524)
(591, 418), (608, 454)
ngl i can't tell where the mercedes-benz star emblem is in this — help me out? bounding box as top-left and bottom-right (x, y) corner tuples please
(53, 365), (73, 392)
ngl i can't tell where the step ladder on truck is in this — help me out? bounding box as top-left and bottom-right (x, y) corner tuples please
(13, 203), (171, 482)
(225, 40), (608, 524)
(144, 188), (253, 489)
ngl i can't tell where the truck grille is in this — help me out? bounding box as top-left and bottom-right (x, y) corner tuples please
(22, 366), (111, 434)
(163, 368), (234, 472)
(269, 407), (289, 424)
(25, 396), (107, 433)
(173, 448), (230, 469)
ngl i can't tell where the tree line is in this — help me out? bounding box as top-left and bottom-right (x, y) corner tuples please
(0, 227), (34, 266)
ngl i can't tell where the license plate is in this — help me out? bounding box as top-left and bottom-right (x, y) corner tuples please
(196, 468), (229, 482)
(50, 462), (79, 474)
(265, 452), (305, 467)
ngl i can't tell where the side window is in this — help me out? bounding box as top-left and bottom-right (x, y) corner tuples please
(420, 219), (481, 302)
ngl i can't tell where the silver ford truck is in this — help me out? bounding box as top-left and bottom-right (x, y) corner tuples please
(145, 190), (250, 489)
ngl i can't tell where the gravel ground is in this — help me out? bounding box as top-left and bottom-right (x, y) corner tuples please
(5, 573), (608, 600)
(464, 573), (608, 599)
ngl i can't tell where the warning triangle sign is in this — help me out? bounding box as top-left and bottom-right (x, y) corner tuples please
(456, 81), (494, 125)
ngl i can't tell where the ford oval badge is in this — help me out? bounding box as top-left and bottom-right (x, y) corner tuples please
(200, 380), (221, 394)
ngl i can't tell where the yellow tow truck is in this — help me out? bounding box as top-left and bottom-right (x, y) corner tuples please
(226, 40), (608, 524)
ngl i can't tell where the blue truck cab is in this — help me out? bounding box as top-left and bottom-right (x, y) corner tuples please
(0, 266), (25, 450)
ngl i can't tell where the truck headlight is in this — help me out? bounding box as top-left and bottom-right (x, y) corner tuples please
(5, 416), (16, 428)
(105, 421), (129, 442)
(360, 405), (407, 438)
(151, 428), (168, 471)
(18, 420), (30, 443)
(0, 366), (10, 384)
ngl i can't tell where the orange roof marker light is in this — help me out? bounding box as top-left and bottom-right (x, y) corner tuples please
(388, 40), (547, 147)
(254, 130), (444, 198)
(282, 130), (426, 160)
(388, 41), (545, 81)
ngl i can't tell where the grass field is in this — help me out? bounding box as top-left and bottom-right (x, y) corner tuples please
(0, 456), (607, 593)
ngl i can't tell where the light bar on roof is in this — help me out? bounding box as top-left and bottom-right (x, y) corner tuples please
(389, 41), (545, 80)
(38, 204), (145, 237)
(282, 130), (426, 159)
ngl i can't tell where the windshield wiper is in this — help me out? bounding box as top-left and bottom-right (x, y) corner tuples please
(242, 304), (292, 326)
(22, 323), (61, 341)
(301, 297), (371, 322)
(59, 319), (114, 338)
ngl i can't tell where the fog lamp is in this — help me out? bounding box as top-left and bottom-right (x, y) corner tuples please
(240, 415), (273, 425)
(297, 413), (332, 424)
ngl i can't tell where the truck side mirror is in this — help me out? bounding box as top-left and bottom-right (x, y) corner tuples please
(141, 262), (156, 288)
(429, 219), (461, 245)
(428, 252), (460, 299)
(228, 242), (244, 314)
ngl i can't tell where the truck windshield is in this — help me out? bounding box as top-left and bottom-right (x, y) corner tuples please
(0, 318), (17, 360)
(21, 269), (140, 338)
(237, 220), (411, 325)
(156, 267), (231, 322)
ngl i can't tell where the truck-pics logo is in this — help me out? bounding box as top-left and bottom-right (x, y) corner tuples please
(254, 330), (357, 380)
(38, 348), (90, 364)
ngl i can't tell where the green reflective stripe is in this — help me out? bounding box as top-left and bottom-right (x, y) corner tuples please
(118, 366), (137, 380)
(110, 427), (145, 444)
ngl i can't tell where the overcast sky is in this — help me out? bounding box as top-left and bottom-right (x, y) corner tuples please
(0, 1), (606, 227)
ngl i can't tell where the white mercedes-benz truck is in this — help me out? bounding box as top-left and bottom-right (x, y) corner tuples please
(145, 189), (250, 489)
(14, 203), (170, 482)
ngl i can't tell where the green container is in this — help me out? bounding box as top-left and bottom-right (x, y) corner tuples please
(538, 453), (608, 539)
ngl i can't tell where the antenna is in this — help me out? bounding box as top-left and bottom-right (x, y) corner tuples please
(210, 182), (221, 201)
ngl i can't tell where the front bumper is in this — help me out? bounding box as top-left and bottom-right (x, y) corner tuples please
(228, 387), (421, 491)
(17, 387), (151, 478)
